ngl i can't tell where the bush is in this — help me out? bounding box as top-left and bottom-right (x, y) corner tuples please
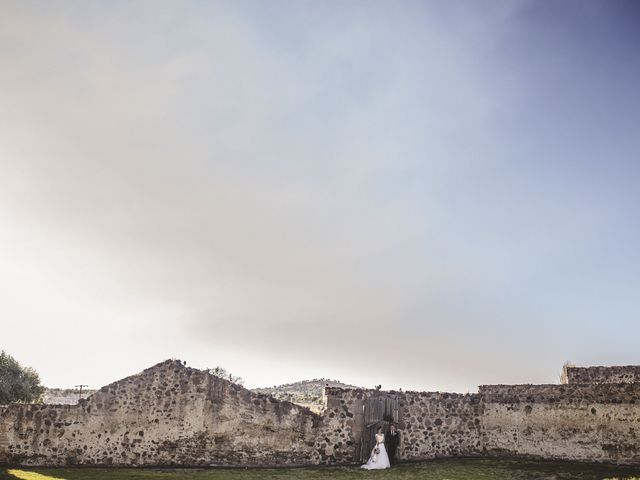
(0, 351), (45, 404)
(208, 366), (244, 386)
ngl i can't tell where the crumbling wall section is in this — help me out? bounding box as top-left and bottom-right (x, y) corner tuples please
(0, 360), (319, 467)
(564, 366), (640, 384)
(481, 383), (640, 465)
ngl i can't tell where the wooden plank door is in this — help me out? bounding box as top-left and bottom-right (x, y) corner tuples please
(360, 395), (399, 462)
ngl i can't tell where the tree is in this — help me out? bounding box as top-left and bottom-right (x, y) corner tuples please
(0, 351), (45, 404)
(208, 366), (244, 386)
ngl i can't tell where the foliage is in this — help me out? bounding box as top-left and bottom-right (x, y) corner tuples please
(208, 366), (244, 386)
(0, 351), (45, 404)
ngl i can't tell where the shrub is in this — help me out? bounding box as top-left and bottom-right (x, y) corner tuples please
(0, 351), (45, 404)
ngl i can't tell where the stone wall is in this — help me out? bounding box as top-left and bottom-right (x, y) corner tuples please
(564, 365), (640, 385)
(3, 361), (640, 467)
(319, 388), (483, 464)
(481, 383), (640, 465)
(397, 391), (483, 460)
(0, 360), (320, 467)
(319, 382), (640, 466)
(312, 388), (363, 464)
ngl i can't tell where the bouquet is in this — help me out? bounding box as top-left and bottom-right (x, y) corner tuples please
(374, 447), (380, 455)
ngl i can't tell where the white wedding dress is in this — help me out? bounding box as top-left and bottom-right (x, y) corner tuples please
(361, 433), (391, 469)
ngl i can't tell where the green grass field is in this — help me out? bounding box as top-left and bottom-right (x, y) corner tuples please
(2, 459), (640, 480)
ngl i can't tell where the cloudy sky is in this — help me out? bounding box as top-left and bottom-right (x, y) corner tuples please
(1, 0), (639, 393)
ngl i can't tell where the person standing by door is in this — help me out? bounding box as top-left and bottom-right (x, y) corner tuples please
(385, 422), (400, 465)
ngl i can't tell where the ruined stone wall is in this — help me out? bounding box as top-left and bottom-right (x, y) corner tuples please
(320, 388), (483, 464)
(564, 366), (640, 385)
(312, 388), (363, 464)
(397, 391), (482, 460)
(0, 360), (320, 467)
(321, 382), (640, 466)
(481, 383), (640, 465)
(3, 361), (640, 467)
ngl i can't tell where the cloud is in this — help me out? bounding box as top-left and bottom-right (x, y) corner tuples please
(1, 1), (639, 392)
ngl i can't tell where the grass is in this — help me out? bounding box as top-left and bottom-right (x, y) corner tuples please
(2, 459), (640, 480)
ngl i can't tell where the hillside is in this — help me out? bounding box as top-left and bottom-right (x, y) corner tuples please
(42, 388), (97, 405)
(252, 379), (360, 413)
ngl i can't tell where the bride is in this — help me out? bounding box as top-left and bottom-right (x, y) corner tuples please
(360, 426), (391, 469)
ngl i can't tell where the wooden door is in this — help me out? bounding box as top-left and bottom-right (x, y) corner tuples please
(360, 394), (399, 462)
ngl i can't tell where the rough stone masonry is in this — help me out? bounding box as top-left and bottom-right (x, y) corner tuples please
(1, 361), (639, 467)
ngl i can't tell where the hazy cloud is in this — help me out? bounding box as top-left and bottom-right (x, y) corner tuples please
(1, 0), (639, 392)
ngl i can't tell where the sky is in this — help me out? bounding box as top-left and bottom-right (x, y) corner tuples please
(1, 0), (639, 393)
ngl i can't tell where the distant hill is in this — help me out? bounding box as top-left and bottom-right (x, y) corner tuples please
(42, 388), (97, 405)
(252, 379), (360, 413)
